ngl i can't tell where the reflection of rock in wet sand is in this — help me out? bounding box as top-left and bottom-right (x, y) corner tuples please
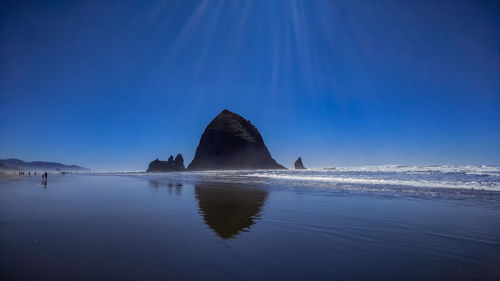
(148, 180), (183, 195)
(195, 183), (268, 239)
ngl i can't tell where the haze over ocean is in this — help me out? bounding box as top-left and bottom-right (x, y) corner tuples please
(1, 0), (499, 170)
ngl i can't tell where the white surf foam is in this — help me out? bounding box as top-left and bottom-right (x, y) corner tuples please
(247, 173), (500, 191)
(320, 165), (500, 177)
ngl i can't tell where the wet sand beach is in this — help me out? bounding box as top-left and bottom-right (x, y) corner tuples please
(1, 172), (499, 281)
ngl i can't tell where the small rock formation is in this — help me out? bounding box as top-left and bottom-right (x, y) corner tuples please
(294, 157), (306, 169)
(188, 109), (285, 170)
(147, 154), (185, 172)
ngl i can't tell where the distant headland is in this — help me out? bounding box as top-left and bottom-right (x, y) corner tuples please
(0, 158), (90, 172)
(147, 109), (286, 172)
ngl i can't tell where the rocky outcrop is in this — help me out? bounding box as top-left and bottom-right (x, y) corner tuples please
(294, 157), (306, 169)
(147, 154), (185, 172)
(188, 109), (285, 170)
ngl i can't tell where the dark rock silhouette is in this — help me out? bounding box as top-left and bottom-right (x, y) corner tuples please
(188, 109), (285, 170)
(294, 157), (306, 169)
(195, 183), (268, 239)
(147, 154), (185, 172)
(174, 154), (184, 167)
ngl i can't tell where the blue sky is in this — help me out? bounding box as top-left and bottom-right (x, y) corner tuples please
(1, 0), (499, 170)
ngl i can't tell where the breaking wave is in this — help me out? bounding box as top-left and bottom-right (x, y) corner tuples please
(247, 172), (500, 191)
(320, 165), (500, 177)
(133, 165), (500, 195)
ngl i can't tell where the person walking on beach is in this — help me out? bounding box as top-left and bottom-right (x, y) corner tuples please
(41, 172), (47, 188)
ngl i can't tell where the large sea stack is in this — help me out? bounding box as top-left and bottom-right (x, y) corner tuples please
(188, 110), (285, 170)
(147, 154), (185, 172)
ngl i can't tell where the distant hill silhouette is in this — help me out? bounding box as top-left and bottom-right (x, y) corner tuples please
(188, 109), (285, 170)
(0, 158), (90, 171)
